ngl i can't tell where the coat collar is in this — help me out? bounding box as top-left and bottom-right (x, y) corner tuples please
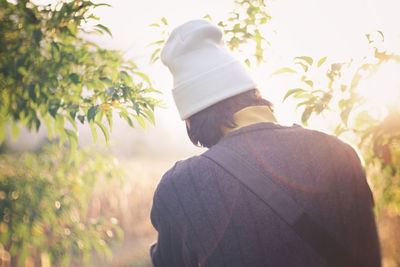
(221, 105), (277, 135)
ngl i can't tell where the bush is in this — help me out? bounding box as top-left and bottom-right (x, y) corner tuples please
(0, 144), (123, 266)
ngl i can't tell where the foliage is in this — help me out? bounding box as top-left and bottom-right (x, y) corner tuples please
(148, 17), (169, 64)
(216, 0), (271, 66)
(369, 160), (400, 214)
(0, 144), (124, 266)
(275, 35), (400, 168)
(0, 1), (161, 266)
(0, 0), (160, 151)
(149, 0), (271, 67)
(273, 34), (400, 213)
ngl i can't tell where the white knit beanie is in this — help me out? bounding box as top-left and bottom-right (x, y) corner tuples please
(161, 19), (257, 120)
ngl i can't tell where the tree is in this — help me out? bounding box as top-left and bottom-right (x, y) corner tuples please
(0, 0), (161, 265)
(0, 0), (160, 151)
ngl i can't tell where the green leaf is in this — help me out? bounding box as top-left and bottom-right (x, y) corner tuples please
(271, 67), (297, 76)
(115, 226), (124, 240)
(150, 48), (161, 63)
(148, 40), (164, 46)
(69, 104), (79, 119)
(33, 29), (42, 45)
(95, 121), (110, 143)
(133, 103), (140, 115)
(301, 107), (313, 126)
(377, 30), (384, 41)
(161, 17), (168, 25)
(334, 124), (346, 136)
(43, 115), (54, 139)
(119, 70), (132, 83)
(65, 128), (78, 155)
(87, 106), (98, 122)
(295, 56), (313, 66)
(144, 109), (155, 126)
(59, 130), (68, 146)
(34, 116), (41, 131)
(340, 108), (352, 126)
(312, 89), (326, 94)
(95, 24), (112, 37)
(296, 99), (314, 109)
(94, 3), (112, 8)
(55, 114), (65, 136)
(77, 115), (85, 124)
(149, 23), (160, 27)
(135, 72), (151, 85)
(18, 66), (27, 76)
(69, 73), (80, 84)
(48, 98), (61, 118)
(350, 73), (362, 90)
(354, 110), (376, 129)
(100, 77), (113, 86)
(106, 111), (113, 132)
(134, 115), (146, 129)
(87, 14), (100, 21)
(304, 80), (314, 87)
(89, 122), (98, 143)
(317, 56), (327, 67)
(282, 88), (306, 102)
(104, 244), (112, 261)
(28, 84), (36, 102)
(338, 99), (346, 109)
(67, 115), (78, 131)
(119, 111), (134, 128)
(143, 88), (162, 94)
(295, 61), (309, 72)
(95, 109), (104, 122)
(203, 14), (212, 21)
(294, 93), (315, 100)
(51, 41), (60, 51)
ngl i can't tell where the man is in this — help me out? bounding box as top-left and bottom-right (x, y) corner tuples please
(150, 19), (381, 267)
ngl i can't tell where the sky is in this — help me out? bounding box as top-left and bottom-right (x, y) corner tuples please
(13, 0), (400, 157)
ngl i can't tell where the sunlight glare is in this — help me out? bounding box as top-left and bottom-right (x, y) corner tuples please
(359, 61), (400, 108)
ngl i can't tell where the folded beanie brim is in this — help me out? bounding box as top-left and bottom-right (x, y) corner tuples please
(173, 60), (257, 119)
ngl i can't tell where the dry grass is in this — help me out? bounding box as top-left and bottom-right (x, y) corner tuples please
(85, 156), (179, 267)
(378, 210), (400, 267)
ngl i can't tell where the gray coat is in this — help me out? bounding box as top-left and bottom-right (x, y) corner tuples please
(150, 123), (381, 267)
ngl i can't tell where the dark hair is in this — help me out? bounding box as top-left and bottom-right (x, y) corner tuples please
(186, 89), (273, 148)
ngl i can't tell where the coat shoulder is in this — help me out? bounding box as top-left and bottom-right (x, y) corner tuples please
(154, 155), (211, 199)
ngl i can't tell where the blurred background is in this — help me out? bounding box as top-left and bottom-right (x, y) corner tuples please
(1, 0), (400, 266)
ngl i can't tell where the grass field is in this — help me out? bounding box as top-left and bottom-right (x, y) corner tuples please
(84, 157), (178, 267)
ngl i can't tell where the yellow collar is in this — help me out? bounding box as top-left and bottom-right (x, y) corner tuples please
(221, 105), (277, 135)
